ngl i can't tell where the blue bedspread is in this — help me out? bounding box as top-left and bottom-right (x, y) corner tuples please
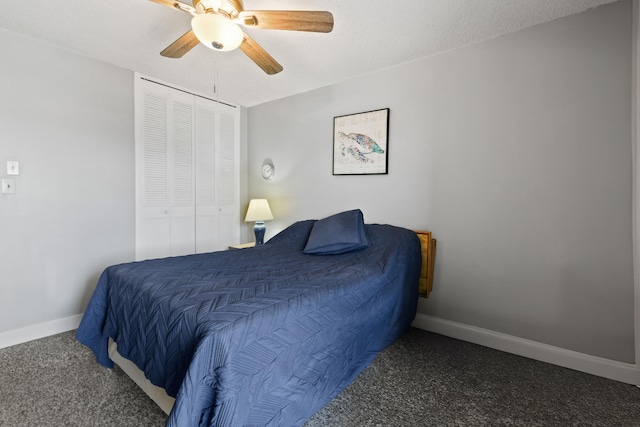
(77, 220), (421, 426)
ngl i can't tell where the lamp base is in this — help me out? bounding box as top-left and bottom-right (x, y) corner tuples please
(253, 221), (266, 245)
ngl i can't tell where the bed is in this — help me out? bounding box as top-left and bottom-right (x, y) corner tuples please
(77, 210), (422, 426)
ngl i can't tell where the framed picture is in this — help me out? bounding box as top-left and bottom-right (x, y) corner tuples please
(333, 108), (389, 175)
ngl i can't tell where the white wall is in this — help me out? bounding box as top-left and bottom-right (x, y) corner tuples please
(247, 0), (635, 370)
(0, 30), (135, 340)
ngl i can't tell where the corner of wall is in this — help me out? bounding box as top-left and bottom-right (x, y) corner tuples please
(632, 0), (640, 376)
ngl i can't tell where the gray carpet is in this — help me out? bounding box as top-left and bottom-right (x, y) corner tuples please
(0, 328), (638, 426)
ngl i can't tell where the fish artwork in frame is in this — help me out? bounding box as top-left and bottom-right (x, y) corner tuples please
(333, 108), (389, 175)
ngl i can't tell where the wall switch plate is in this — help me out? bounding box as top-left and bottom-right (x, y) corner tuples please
(2, 178), (16, 194)
(7, 161), (19, 175)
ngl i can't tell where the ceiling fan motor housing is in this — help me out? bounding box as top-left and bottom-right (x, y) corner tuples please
(193, 0), (243, 18)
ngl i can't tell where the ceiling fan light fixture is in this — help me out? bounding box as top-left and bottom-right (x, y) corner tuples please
(191, 13), (243, 52)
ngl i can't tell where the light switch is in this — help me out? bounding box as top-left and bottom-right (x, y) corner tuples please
(7, 161), (19, 175)
(2, 178), (16, 194)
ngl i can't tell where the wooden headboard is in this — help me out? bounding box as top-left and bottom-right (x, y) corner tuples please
(415, 231), (436, 298)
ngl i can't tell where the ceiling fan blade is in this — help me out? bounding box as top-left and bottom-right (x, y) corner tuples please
(238, 10), (334, 33)
(160, 30), (200, 58)
(239, 33), (283, 75)
(148, 0), (195, 14)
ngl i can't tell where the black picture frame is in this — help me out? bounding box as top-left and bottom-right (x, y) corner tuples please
(333, 108), (389, 175)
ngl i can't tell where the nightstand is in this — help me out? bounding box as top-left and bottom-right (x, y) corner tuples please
(228, 242), (256, 250)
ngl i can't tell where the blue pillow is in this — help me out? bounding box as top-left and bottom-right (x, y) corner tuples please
(303, 209), (370, 255)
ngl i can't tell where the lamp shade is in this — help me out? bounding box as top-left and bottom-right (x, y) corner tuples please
(191, 13), (244, 52)
(245, 199), (274, 222)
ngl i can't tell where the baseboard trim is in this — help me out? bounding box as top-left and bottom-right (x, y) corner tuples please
(412, 313), (640, 386)
(2, 313), (637, 385)
(0, 315), (82, 350)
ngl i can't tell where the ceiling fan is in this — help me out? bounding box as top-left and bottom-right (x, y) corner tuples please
(150, 0), (334, 75)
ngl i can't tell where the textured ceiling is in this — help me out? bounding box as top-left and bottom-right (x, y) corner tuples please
(0, 0), (619, 107)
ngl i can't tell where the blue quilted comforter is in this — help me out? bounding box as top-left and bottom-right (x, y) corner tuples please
(77, 220), (421, 426)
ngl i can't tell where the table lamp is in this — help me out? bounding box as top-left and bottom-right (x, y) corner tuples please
(244, 199), (274, 245)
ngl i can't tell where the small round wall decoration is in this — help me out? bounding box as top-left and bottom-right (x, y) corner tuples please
(261, 158), (275, 180)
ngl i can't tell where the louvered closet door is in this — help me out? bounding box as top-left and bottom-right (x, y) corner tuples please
(194, 97), (217, 253)
(169, 92), (196, 257)
(215, 108), (240, 250)
(194, 97), (239, 253)
(136, 80), (195, 260)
